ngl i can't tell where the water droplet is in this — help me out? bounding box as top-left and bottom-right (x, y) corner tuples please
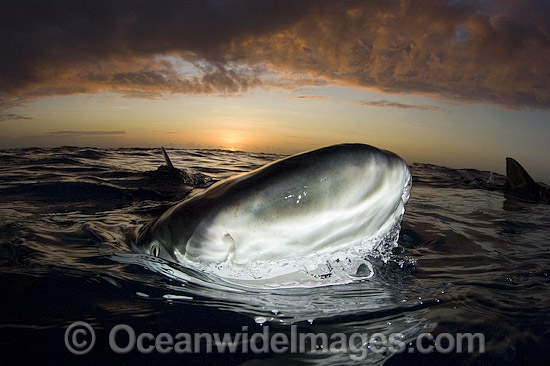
(255, 317), (267, 324)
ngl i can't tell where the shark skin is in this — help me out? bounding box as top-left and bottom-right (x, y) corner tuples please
(504, 157), (550, 204)
(133, 143), (412, 284)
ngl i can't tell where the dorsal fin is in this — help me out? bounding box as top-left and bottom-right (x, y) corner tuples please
(505, 157), (535, 192)
(505, 157), (550, 204)
(161, 147), (174, 169)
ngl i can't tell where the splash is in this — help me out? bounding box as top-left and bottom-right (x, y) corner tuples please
(167, 218), (407, 289)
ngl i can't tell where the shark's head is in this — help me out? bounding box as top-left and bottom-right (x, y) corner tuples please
(131, 143), (414, 277)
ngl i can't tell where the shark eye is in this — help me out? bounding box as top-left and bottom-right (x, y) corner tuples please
(149, 241), (160, 257)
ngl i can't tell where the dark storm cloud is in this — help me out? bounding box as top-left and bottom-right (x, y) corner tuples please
(0, 0), (306, 96)
(1, 0), (549, 108)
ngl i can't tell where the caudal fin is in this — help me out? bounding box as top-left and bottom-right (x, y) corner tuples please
(161, 147), (174, 169)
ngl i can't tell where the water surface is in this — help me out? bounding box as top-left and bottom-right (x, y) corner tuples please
(1, 147), (549, 365)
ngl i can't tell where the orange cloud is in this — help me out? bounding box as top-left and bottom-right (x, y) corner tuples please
(1, 0), (549, 109)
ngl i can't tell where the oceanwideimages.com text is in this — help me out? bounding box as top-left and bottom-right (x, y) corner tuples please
(65, 322), (485, 361)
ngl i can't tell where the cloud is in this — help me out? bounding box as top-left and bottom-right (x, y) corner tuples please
(45, 131), (126, 137)
(1, 0), (549, 109)
(0, 113), (32, 121)
(356, 100), (442, 111)
(288, 96), (331, 100)
(290, 95), (445, 111)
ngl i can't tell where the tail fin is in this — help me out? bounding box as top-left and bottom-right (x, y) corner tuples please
(161, 147), (174, 169)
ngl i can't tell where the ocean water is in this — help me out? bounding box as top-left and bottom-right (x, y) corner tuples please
(1, 147), (549, 365)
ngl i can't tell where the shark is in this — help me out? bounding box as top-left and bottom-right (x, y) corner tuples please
(133, 144), (412, 284)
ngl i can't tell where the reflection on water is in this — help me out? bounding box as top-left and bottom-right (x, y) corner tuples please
(1, 147), (550, 365)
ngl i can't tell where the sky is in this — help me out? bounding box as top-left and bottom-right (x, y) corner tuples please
(1, 0), (549, 181)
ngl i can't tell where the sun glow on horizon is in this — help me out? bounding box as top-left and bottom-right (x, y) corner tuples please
(216, 128), (252, 153)
(1, 86), (549, 182)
